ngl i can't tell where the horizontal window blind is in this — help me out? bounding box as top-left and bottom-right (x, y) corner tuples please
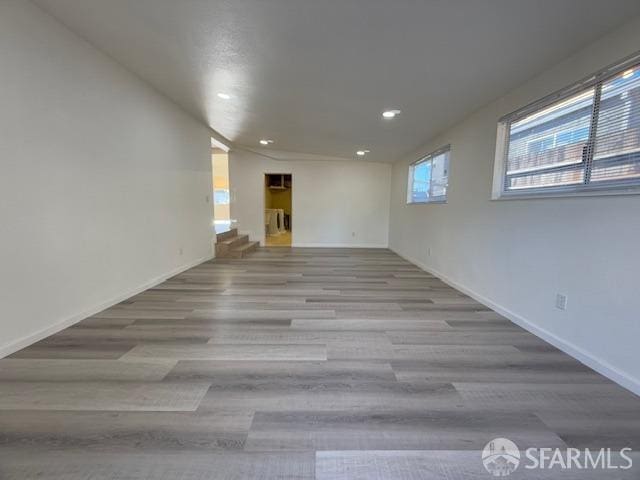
(498, 55), (640, 196)
(592, 67), (640, 183)
(407, 146), (450, 203)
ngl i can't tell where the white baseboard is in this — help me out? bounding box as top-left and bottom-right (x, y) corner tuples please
(0, 254), (214, 359)
(292, 243), (388, 248)
(391, 247), (640, 397)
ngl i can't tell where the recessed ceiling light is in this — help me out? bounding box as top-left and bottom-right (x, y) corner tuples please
(260, 139), (274, 145)
(356, 149), (370, 156)
(217, 92), (232, 100)
(382, 109), (401, 119)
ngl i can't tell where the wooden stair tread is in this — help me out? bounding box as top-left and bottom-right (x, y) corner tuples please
(218, 234), (248, 245)
(215, 228), (238, 242)
(228, 241), (259, 258)
(232, 241), (259, 251)
(215, 227), (258, 259)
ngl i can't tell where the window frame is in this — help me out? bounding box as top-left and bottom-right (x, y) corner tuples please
(407, 144), (451, 204)
(492, 50), (640, 200)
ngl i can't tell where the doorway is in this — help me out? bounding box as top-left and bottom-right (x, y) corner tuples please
(264, 173), (292, 246)
(212, 148), (232, 234)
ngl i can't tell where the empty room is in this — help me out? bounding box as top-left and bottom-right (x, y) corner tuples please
(2, 1), (640, 479)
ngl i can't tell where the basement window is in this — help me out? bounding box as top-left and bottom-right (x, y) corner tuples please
(493, 53), (640, 199)
(407, 145), (450, 204)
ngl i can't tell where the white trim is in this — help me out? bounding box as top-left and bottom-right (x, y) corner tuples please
(491, 123), (509, 199)
(492, 185), (640, 201)
(406, 200), (447, 205)
(292, 243), (388, 248)
(391, 248), (640, 397)
(0, 254), (214, 359)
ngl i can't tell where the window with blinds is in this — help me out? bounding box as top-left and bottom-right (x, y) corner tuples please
(495, 54), (640, 197)
(407, 145), (450, 203)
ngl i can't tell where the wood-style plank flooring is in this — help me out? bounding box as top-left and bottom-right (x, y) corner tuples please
(1, 248), (639, 479)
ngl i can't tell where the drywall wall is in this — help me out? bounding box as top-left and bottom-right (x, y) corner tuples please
(0, 0), (213, 355)
(229, 149), (391, 247)
(389, 16), (640, 394)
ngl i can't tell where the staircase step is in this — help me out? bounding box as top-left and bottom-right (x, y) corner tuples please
(216, 228), (238, 242)
(228, 241), (259, 258)
(219, 234), (249, 248)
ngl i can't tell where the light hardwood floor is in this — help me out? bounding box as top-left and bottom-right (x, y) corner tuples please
(0, 248), (638, 479)
(266, 231), (292, 246)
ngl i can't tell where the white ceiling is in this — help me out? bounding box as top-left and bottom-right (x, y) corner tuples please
(34, 0), (640, 162)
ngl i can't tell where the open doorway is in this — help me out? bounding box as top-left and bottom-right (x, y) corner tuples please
(264, 173), (292, 246)
(212, 148), (232, 234)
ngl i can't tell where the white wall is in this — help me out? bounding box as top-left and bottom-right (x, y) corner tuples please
(389, 16), (640, 395)
(0, 1), (214, 355)
(229, 149), (391, 247)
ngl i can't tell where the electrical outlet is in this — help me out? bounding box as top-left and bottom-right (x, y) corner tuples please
(205, 195), (210, 203)
(427, 247), (432, 256)
(555, 293), (567, 311)
(179, 248), (184, 256)
(352, 231), (356, 237)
